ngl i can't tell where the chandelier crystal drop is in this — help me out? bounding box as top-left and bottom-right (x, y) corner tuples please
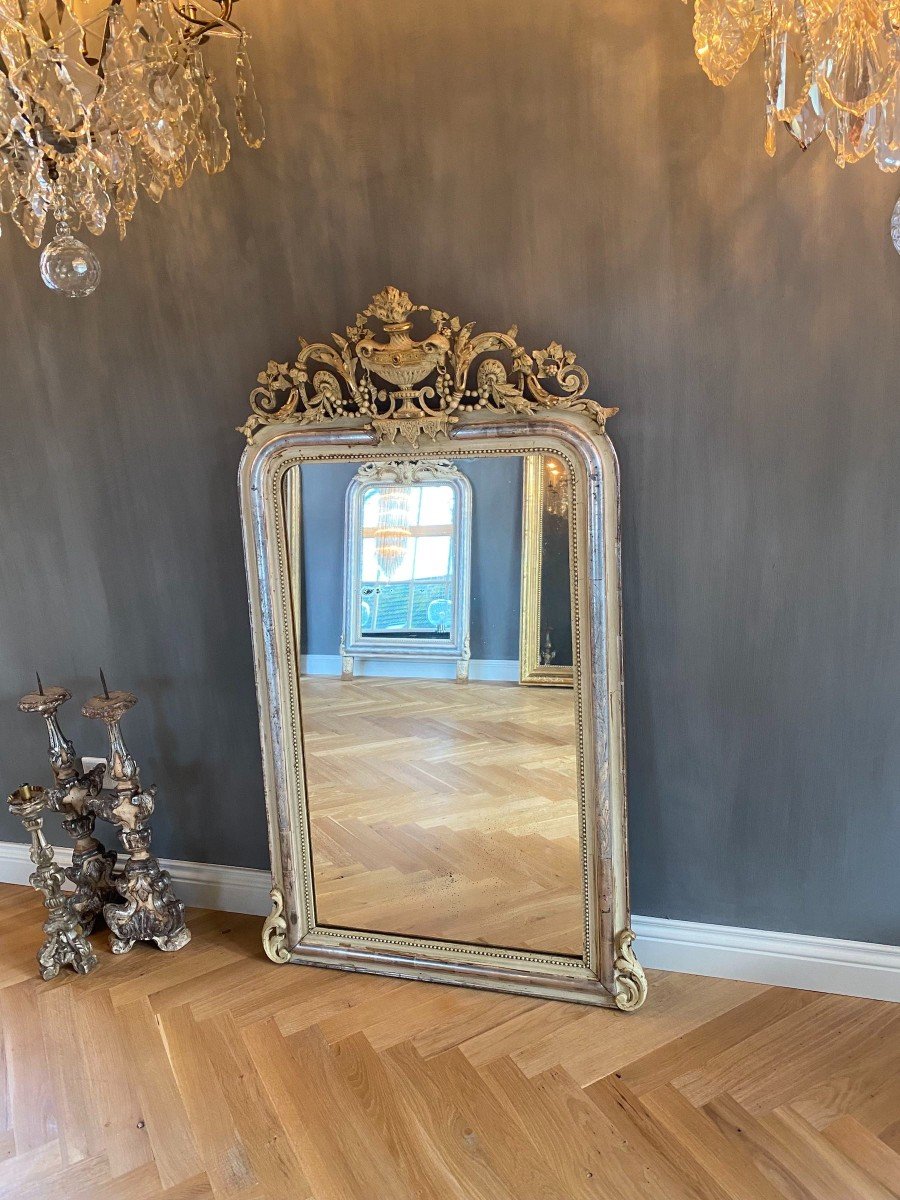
(684, 0), (900, 252)
(0, 0), (264, 294)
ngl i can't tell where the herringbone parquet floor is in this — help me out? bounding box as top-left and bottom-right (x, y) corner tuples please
(1, 882), (898, 1199)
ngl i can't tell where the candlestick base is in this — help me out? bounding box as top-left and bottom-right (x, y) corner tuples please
(103, 847), (191, 955)
(37, 907), (98, 980)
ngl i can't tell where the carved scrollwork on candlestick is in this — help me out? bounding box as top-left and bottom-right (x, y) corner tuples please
(262, 886), (290, 963)
(61, 812), (118, 935)
(238, 286), (618, 446)
(613, 928), (648, 1012)
(105, 831), (190, 954)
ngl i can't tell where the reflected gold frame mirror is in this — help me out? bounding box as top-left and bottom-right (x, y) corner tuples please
(237, 287), (647, 1011)
(520, 454), (575, 687)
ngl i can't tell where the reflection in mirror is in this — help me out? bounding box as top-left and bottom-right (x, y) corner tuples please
(341, 461), (472, 681)
(520, 455), (574, 686)
(286, 454), (582, 958)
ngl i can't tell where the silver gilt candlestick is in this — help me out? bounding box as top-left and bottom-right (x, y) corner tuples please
(82, 674), (191, 954)
(7, 784), (98, 979)
(17, 675), (117, 934)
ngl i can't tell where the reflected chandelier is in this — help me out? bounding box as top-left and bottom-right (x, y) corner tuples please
(684, 1), (900, 251)
(0, 0), (264, 296)
(373, 487), (414, 580)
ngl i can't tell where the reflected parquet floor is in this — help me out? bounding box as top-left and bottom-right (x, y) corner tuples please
(301, 675), (584, 955)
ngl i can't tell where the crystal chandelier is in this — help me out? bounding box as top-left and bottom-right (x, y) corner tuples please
(0, 0), (264, 296)
(684, 1), (900, 252)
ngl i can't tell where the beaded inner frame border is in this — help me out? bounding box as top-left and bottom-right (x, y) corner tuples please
(240, 417), (645, 1010)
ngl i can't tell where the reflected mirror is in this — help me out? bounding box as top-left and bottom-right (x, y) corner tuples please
(520, 455), (574, 686)
(340, 461), (472, 680)
(287, 454), (582, 957)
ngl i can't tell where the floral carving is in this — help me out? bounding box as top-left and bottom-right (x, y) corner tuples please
(238, 287), (618, 445)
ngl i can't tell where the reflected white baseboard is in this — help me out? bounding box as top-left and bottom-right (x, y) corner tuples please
(301, 654), (520, 681)
(1, 840), (896, 1002)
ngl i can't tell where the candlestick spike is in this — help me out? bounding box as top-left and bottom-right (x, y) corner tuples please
(36, 671), (44, 696)
(100, 668), (110, 700)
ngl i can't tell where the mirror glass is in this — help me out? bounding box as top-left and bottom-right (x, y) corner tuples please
(285, 453), (583, 957)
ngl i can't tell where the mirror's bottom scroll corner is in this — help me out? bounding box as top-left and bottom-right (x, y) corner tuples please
(613, 927), (648, 1012)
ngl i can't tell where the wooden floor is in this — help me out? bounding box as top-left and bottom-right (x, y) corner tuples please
(1, 882), (898, 1199)
(301, 675), (584, 955)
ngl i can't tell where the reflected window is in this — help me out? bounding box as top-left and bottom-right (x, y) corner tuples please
(360, 483), (456, 638)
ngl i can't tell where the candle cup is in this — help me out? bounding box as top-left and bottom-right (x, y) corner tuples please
(18, 686), (76, 776)
(82, 689), (190, 954)
(7, 784), (98, 979)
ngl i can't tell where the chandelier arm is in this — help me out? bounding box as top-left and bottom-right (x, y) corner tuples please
(170, 0), (243, 41)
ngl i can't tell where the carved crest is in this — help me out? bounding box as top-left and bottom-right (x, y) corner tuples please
(354, 459), (460, 485)
(238, 286), (617, 446)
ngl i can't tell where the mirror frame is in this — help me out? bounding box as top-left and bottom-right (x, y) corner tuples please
(339, 461), (473, 680)
(237, 288), (647, 1011)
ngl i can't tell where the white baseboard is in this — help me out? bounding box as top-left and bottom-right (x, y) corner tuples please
(301, 654), (520, 682)
(0, 840), (269, 922)
(2, 840), (897, 1002)
(630, 915), (900, 1003)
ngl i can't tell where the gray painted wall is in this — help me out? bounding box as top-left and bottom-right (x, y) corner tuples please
(298, 458), (524, 660)
(0, 0), (897, 944)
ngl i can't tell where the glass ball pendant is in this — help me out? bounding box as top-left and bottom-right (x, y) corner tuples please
(39, 222), (101, 297)
(893, 197), (900, 257)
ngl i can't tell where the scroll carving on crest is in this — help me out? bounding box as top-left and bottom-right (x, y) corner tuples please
(238, 286), (618, 446)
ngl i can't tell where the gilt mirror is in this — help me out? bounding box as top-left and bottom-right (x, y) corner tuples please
(238, 287), (646, 1011)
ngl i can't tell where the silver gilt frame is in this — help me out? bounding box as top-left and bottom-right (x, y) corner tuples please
(237, 287), (646, 1011)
